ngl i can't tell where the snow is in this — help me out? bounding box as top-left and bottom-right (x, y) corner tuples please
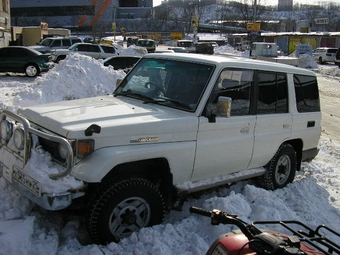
(1, 43), (340, 255)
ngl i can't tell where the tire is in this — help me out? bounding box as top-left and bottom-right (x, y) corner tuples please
(257, 144), (296, 190)
(318, 57), (323, 64)
(25, 63), (39, 77)
(56, 55), (66, 63)
(87, 178), (165, 244)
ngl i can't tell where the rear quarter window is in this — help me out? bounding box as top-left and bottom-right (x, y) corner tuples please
(101, 46), (115, 53)
(294, 74), (320, 112)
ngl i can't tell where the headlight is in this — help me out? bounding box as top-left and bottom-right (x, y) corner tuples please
(0, 119), (13, 143)
(13, 128), (25, 150)
(59, 143), (69, 160)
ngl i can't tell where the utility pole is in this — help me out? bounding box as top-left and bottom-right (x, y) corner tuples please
(253, 0), (257, 22)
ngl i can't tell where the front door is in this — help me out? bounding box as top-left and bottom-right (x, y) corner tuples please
(191, 68), (256, 181)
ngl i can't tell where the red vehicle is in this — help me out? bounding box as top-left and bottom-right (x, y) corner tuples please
(190, 206), (340, 255)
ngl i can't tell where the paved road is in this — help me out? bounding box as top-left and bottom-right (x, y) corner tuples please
(318, 74), (340, 143)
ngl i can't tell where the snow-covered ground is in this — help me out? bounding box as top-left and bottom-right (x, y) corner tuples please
(1, 45), (340, 255)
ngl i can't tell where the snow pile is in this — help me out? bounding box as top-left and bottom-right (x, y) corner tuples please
(11, 53), (126, 110)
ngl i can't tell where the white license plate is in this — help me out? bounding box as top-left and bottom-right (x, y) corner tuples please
(13, 167), (41, 197)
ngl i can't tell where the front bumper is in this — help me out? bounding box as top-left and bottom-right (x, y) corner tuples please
(41, 61), (55, 72)
(0, 109), (84, 210)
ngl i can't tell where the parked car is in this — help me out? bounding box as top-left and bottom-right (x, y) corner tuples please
(168, 47), (188, 53)
(335, 47), (340, 67)
(0, 53), (321, 244)
(127, 36), (139, 47)
(312, 47), (338, 64)
(195, 42), (214, 54)
(51, 43), (118, 62)
(176, 40), (196, 53)
(103, 55), (141, 72)
(0, 46), (54, 77)
(137, 39), (156, 53)
(29, 36), (82, 53)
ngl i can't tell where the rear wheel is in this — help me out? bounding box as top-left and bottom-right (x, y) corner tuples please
(257, 144), (296, 190)
(25, 63), (39, 77)
(318, 57), (323, 64)
(87, 178), (165, 244)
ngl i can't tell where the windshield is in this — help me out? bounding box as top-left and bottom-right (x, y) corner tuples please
(178, 41), (194, 47)
(39, 38), (53, 46)
(138, 40), (155, 47)
(114, 58), (214, 112)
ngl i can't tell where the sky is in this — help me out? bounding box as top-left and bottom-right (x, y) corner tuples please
(1, 40), (340, 254)
(152, 0), (338, 7)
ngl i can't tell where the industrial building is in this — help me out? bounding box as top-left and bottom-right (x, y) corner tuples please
(10, 0), (153, 32)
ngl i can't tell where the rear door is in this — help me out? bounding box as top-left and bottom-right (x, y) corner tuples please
(248, 71), (292, 169)
(88, 45), (101, 58)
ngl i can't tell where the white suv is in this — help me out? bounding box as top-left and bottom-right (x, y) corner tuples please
(29, 36), (82, 53)
(312, 47), (338, 64)
(50, 43), (118, 62)
(0, 53), (321, 244)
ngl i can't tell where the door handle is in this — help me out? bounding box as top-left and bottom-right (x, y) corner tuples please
(240, 127), (249, 133)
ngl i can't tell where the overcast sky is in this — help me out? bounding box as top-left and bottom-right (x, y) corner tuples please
(152, 0), (338, 7)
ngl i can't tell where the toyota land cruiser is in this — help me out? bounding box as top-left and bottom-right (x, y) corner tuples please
(0, 53), (321, 244)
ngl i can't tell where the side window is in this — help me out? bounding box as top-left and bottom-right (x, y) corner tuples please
(101, 46), (115, 53)
(9, 48), (27, 57)
(62, 39), (71, 47)
(257, 72), (288, 114)
(294, 74), (320, 112)
(51, 40), (62, 47)
(71, 39), (82, 44)
(89, 45), (101, 52)
(77, 44), (89, 52)
(214, 69), (253, 116)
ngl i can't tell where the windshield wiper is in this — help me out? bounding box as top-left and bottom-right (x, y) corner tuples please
(114, 92), (154, 102)
(153, 97), (192, 110)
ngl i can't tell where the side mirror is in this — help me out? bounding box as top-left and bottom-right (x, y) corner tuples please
(206, 96), (231, 123)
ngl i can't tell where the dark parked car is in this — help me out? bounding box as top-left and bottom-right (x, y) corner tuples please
(0, 46), (54, 77)
(103, 55), (140, 72)
(195, 42), (214, 54)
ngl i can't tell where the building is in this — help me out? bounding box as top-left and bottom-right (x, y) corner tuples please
(0, 0), (11, 47)
(10, 0), (153, 33)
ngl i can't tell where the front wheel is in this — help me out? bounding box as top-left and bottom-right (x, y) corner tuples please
(257, 144), (296, 190)
(25, 63), (39, 77)
(87, 178), (165, 244)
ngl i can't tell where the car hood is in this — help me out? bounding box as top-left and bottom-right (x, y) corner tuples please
(53, 49), (71, 54)
(18, 95), (198, 142)
(29, 45), (50, 51)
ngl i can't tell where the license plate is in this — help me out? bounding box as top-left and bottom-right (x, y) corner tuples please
(13, 166), (41, 197)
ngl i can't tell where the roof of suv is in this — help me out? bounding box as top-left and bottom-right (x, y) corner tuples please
(143, 53), (315, 76)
